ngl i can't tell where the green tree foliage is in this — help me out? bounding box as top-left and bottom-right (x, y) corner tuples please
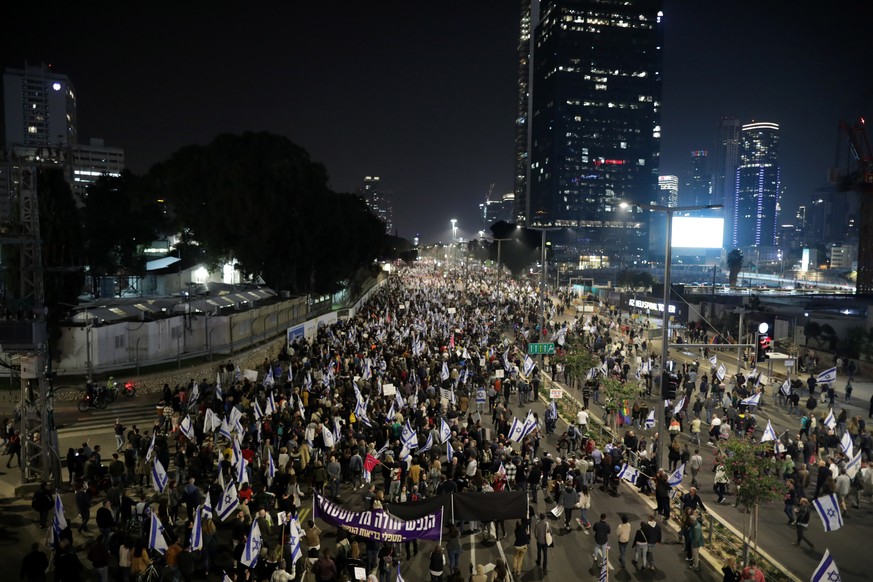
(726, 249), (744, 287)
(556, 335), (599, 389)
(149, 132), (388, 293)
(600, 376), (640, 435)
(82, 170), (166, 284)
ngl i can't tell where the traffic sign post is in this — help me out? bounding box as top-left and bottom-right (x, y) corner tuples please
(528, 342), (555, 355)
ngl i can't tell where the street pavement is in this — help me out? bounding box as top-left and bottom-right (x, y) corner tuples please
(550, 299), (873, 582)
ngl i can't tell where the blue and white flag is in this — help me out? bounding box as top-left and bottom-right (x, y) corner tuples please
(503, 347), (512, 371)
(395, 390), (406, 412)
(145, 431), (156, 461)
(219, 417), (232, 440)
(521, 410), (538, 439)
(446, 440), (454, 463)
(667, 464), (685, 487)
(840, 431), (853, 458)
(241, 519), (262, 567)
(780, 379), (792, 397)
(761, 420), (778, 443)
(152, 459), (169, 493)
(817, 367), (837, 384)
(813, 494), (844, 532)
(811, 549), (840, 582)
(419, 433), (433, 454)
(716, 364), (726, 382)
(402, 422), (418, 449)
(645, 409), (656, 429)
(617, 463), (640, 483)
(304, 372), (312, 390)
(439, 418), (452, 443)
(190, 504), (203, 551)
(266, 449), (276, 485)
(441, 361), (450, 381)
(673, 396), (686, 415)
(263, 366), (274, 387)
(322, 424), (336, 449)
(740, 392), (761, 407)
(180, 415), (196, 442)
(846, 451), (862, 480)
(215, 372), (223, 401)
(397, 563), (406, 582)
(266, 392), (277, 416)
(203, 409), (217, 433)
(362, 359), (372, 380)
(824, 408), (837, 430)
(708, 355), (718, 367)
(547, 400), (557, 420)
(235, 454), (247, 484)
(53, 492), (67, 533)
(253, 400), (264, 421)
(216, 481), (240, 522)
(386, 401), (396, 421)
(288, 516), (303, 564)
(148, 512), (168, 554)
(202, 497), (213, 521)
(523, 355), (536, 377)
(507, 417), (526, 443)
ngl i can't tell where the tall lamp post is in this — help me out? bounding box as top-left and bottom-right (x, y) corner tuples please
(527, 227), (562, 375)
(649, 203), (723, 470)
(450, 219), (458, 266)
(480, 235), (514, 297)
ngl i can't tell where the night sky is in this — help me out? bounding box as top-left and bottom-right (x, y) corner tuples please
(3, 2), (869, 244)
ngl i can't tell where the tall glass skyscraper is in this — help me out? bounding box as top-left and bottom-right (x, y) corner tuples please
(733, 122), (780, 248)
(713, 117), (741, 247)
(526, 0), (663, 266)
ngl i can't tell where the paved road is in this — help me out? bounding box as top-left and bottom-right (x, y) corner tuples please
(552, 302), (871, 581)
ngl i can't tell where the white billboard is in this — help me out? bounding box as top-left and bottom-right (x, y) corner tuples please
(671, 217), (724, 249)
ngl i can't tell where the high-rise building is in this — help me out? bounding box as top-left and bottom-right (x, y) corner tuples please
(526, 0), (663, 266)
(681, 150), (711, 207)
(657, 175), (678, 207)
(713, 117), (741, 244)
(806, 180), (859, 246)
(733, 122), (780, 248)
(3, 63), (77, 158)
(71, 138), (125, 205)
(359, 176), (393, 234)
(513, 0), (536, 224)
(480, 192), (515, 230)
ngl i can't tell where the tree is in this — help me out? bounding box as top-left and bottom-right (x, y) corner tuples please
(726, 249), (744, 287)
(819, 324), (838, 352)
(803, 321), (821, 347)
(600, 376), (640, 436)
(720, 437), (784, 563)
(149, 132), (389, 293)
(556, 335), (599, 389)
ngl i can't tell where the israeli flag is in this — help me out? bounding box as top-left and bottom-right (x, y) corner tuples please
(288, 516), (304, 564)
(673, 397), (686, 415)
(645, 409), (656, 429)
(740, 392), (761, 407)
(523, 355), (536, 377)
(202, 497), (213, 521)
(439, 418), (452, 443)
(419, 433), (433, 454)
(824, 408), (837, 430)
(586, 367), (597, 381)
(599, 360), (608, 376)
(846, 451), (863, 479)
(617, 463), (640, 483)
(215, 373), (223, 401)
(708, 355), (718, 367)
(204, 409), (218, 433)
(322, 424), (336, 449)
(503, 347), (512, 371)
(813, 493), (844, 532)
(263, 366), (274, 387)
(53, 492), (68, 533)
(145, 432), (156, 461)
(265, 392), (277, 416)
(152, 459), (169, 493)
(507, 417), (526, 443)
(521, 410), (538, 439)
(180, 415), (196, 442)
(190, 504), (203, 551)
(395, 390), (406, 411)
(334, 417), (342, 445)
(218, 417), (232, 440)
(235, 454), (247, 485)
(811, 549), (840, 582)
(241, 519), (262, 567)
(817, 367), (837, 384)
(216, 481), (240, 522)
(386, 401), (396, 421)
(231, 438), (241, 465)
(667, 463), (684, 487)
(266, 449), (276, 485)
(547, 400), (558, 420)
(716, 364), (726, 381)
(252, 399), (264, 421)
(304, 372), (312, 390)
(441, 361), (450, 381)
(761, 420), (778, 442)
(840, 431), (853, 458)
(148, 512), (168, 554)
(446, 440), (454, 463)
(780, 379), (791, 397)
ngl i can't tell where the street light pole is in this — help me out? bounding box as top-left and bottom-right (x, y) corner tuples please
(651, 203), (723, 470)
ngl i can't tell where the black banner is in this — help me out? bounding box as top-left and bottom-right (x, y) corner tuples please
(385, 491), (527, 522)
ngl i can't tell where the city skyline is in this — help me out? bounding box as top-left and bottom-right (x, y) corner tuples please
(2, 2), (868, 244)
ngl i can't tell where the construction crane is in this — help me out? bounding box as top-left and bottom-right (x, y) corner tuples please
(838, 118), (873, 294)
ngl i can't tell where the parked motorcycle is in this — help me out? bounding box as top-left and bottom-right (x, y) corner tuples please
(77, 389), (109, 412)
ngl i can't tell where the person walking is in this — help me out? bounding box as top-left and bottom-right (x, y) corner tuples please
(632, 520), (649, 570)
(558, 480), (579, 530)
(642, 514), (662, 571)
(5, 430), (21, 468)
(689, 449), (703, 489)
(616, 514), (631, 569)
(512, 519), (529, 576)
(592, 513), (610, 569)
(792, 498), (814, 550)
(75, 482), (92, 533)
(445, 525), (461, 574)
(428, 544), (445, 582)
(30, 482), (53, 529)
(533, 512), (552, 573)
(114, 419), (125, 452)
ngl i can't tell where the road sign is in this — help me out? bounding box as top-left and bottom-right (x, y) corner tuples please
(550, 388), (563, 399)
(528, 342), (556, 355)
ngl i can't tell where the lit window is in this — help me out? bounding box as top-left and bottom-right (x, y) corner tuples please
(27, 126), (37, 134)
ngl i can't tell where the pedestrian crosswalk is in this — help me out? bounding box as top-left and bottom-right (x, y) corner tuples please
(58, 399), (163, 440)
